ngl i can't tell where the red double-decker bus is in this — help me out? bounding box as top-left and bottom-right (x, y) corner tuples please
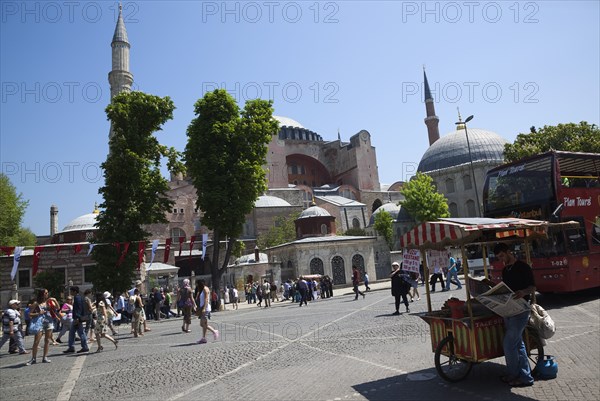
(483, 150), (600, 293)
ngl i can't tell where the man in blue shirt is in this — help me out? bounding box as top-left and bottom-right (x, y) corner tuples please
(445, 254), (462, 291)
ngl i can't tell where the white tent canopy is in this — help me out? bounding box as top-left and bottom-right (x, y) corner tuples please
(145, 262), (179, 276)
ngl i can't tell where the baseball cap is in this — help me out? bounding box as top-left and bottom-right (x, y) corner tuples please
(8, 299), (20, 306)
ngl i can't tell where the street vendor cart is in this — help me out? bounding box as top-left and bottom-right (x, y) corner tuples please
(400, 217), (577, 382)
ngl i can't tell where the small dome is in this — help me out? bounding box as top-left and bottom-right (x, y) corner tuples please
(273, 115), (304, 129)
(298, 205), (331, 219)
(418, 128), (507, 172)
(255, 195), (292, 207)
(60, 212), (99, 233)
(235, 253), (268, 264)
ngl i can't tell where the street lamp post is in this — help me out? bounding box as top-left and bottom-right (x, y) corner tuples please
(456, 115), (482, 217)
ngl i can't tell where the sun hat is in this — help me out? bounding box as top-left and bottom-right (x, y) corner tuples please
(8, 299), (20, 306)
(103, 291), (112, 299)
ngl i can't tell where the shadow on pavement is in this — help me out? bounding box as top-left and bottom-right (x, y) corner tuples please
(536, 288), (600, 310)
(352, 363), (539, 401)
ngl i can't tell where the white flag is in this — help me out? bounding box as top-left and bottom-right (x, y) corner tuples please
(10, 246), (24, 281)
(202, 234), (208, 261)
(148, 239), (159, 270)
(87, 243), (95, 256)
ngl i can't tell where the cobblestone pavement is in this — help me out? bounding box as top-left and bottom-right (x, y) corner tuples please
(1, 282), (598, 401)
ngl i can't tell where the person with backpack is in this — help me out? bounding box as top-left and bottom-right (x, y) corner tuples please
(352, 266), (366, 300)
(177, 279), (194, 333)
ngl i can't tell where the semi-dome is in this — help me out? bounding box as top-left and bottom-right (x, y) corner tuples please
(60, 211), (99, 233)
(273, 115), (304, 129)
(418, 128), (507, 172)
(298, 205), (331, 219)
(255, 195), (292, 207)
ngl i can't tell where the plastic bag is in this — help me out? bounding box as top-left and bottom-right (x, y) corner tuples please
(529, 303), (556, 339)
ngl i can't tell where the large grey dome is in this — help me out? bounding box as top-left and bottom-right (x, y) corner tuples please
(418, 128), (507, 172)
(254, 195), (291, 207)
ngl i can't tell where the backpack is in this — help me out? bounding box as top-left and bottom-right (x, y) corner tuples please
(270, 283), (277, 291)
(127, 295), (137, 313)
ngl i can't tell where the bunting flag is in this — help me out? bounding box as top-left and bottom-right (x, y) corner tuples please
(137, 241), (146, 270)
(0, 246), (15, 256)
(148, 239), (159, 270)
(10, 246), (24, 281)
(55, 244), (63, 258)
(178, 236), (185, 256)
(32, 246), (43, 277)
(163, 238), (172, 263)
(73, 244), (82, 255)
(87, 243), (95, 256)
(201, 234), (208, 261)
(117, 242), (130, 266)
(189, 236), (196, 261)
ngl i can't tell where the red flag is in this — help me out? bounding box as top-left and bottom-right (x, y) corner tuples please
(55, 244), (63, 257)
(189, 236), (196, 261)
(32, 246), (43, 277)
(163, 238), (172, 263)
(0, 246), (15, 256)
(178, 236), (185, 256)
(117, 242), (130, 266)
(137, 241), (146, 270)
(73, 244), (82, 254)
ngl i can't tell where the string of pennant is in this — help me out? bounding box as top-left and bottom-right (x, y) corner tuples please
(1, 234), (209, 281)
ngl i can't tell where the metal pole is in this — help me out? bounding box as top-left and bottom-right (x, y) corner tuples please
(464, 122), (482, 217)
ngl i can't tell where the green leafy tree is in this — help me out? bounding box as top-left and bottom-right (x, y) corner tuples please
(373, 210), (394, 249)
(185, 89), (278, 291)
(257, 212), (300, 249)
(343, 227), (366, 236)
(0, 174), (36, 246)
(91, 91), (176, 293)
(33, 269), (66, 301)
(400, 172), (449, 225)
(504, 122), (600, 162)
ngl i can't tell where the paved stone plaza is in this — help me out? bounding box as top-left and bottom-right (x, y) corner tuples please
(1, 282), (598, 401)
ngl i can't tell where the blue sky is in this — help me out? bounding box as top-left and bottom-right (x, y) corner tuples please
(1, 1), (599, 236)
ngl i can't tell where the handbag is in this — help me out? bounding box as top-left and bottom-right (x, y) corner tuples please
(29, 315), (44, 334)
(529, 303), (556, 339)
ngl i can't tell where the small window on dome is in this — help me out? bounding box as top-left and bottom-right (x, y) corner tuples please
(321, 224), (328, 235)
(180, 208), (184, 214)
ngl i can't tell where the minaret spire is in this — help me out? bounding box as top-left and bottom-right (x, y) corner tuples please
(456, 107), (465, 130)
(108, 2), (134, 138)
(423, 66), (440, 146)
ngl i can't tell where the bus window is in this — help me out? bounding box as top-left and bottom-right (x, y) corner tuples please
(592, 218), (600, 246)
(565, 216), (589, 253)
(531, 227), (566, 258)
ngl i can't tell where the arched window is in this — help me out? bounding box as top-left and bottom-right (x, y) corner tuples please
(171, 227), (186, 242)
(331, 256), (346, 285)
(449, 202), (458, 217)
(320, 224), (328, 235)
(310, 258), (324, 275)
(352, 254), (365, 276)
(372, 199), (383, 213)
(352, 218), (360, 229)
(446, 178), (455, 193)
(466, 200), (476, 217)
(463, 174), (472, 190)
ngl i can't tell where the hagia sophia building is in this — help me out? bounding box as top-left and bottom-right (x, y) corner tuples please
(0, 8), (509, 303)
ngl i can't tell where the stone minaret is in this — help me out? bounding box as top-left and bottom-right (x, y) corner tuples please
(108, 3), (133, 138)
(423, 67), (440, 146)
(50, 204), (58, 236)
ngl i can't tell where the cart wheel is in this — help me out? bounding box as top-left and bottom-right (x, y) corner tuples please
(525, 327), (544, 375)
(434, 335), (473, 382)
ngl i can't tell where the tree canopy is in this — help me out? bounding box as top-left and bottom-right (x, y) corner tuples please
(185, 89), (278, 291)
(91, 91), (176, 293)
(0, 173), (36, 246)
(373, 210), (394, 249)
(257, 212), (300, 249)
(504, 121), (600, 162)
(400, 172), (449, 225)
